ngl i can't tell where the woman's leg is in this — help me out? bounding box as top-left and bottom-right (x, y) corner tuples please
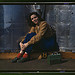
(35, 35), (59, 52)
(22, 32), (36, 53)
(17, 32), (36, 63)
(12, 32), (36, 63)
(18, 32), (36, 55)
(23, 32), (36, 44)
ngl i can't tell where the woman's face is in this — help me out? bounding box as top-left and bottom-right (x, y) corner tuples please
(31, 14), (39, 24)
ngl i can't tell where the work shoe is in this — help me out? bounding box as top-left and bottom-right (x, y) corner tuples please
(38, 52), (48, 60)
(11, 57), (20, 63)
(17, 57), (30, 63)
(38, 55), (42, 60)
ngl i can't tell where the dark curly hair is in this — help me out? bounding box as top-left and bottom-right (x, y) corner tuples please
(27, 12), (44, 27)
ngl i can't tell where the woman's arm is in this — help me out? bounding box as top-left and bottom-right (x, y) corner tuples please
(18, 26), (35, 51)
(20, 22), (48, 50)
(28, 21), (47, 45)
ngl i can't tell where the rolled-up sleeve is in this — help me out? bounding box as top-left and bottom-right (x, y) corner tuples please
(29, 26), (35, 33)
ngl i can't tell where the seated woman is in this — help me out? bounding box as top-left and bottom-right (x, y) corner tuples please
(11, 12), (59, 63)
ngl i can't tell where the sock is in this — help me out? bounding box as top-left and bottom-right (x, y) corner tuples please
(23, 52), (28, 58)
(17, 53), (23, 58)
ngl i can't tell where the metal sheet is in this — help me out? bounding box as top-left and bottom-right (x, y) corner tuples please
(54, 5), (75, 51)
(0, 5), (75, 52)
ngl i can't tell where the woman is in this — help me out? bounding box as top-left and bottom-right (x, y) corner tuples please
(12, 12), (59, 63)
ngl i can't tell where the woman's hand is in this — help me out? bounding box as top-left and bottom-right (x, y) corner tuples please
(19, 42), (24, 50)
(21, 43), (29, 51)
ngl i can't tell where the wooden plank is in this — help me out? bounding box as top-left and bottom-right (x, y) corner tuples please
(0, 52), (41, 59)
(0, 52), (51, 60)
(0, 53), (18, 59)
(60, 52), (75, 59)
(0, 52), (75, 59)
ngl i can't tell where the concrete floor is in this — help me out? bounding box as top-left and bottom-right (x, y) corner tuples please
(0, 58), (75, 72)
